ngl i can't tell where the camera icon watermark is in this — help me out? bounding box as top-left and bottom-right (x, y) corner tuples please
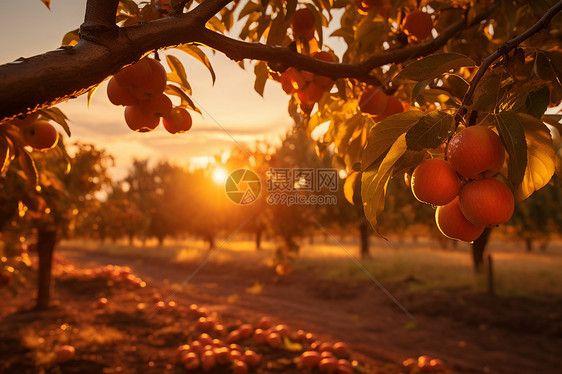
(225, 169), (261, 205)
(225, 168), (338, 206)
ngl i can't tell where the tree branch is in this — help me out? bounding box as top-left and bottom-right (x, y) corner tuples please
(194, 3), (498, 82)
(81, 0), (120, 38)
(0, 1), (498, 122)
(459, 0), (562, 118)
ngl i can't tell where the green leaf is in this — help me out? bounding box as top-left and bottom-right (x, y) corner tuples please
(361, 111), (424, 170)
(525, 87), (550, 118)
(39, 107), (70, 137)
(165, 55), (192, 94)
(411, 80), (430, 104)
(405, 111), (455, 151)
(334, 112), (363, 155)
(165, 85), (201, 114)
(361, 134), (408, 236)
(495, 112), (527, 186)
(176, 45), (216, 85)
(392, 53), (475, 83)
(472, 74), (501, 112)
(253, 61), (269, 97)
(517, 113), (556, 201)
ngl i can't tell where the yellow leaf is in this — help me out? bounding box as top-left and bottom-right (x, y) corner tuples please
(517, 114), (556, 200)
(245, 282), (263, 295)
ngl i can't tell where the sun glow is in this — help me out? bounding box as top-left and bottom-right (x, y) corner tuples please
(212, 168), (229, 185)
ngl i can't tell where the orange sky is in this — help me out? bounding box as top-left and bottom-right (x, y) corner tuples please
(0, 0), (297, 178)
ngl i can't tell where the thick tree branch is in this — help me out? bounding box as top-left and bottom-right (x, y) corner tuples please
(0, 1), (498, 122)
(459, 0), (562, 118)
(81, 0), (119, 36)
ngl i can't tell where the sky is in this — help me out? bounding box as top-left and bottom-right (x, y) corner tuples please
(0, 0), (296, 178)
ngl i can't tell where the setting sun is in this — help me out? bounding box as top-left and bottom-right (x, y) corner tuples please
(212, 168), (228, 185)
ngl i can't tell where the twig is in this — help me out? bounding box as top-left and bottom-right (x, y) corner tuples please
(458, 0), (562, 119)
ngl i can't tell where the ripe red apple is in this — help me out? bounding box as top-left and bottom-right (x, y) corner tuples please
(182, 352), (200, 370)
(96, 297), (108, 309)
(198, 333), (213, 346)
(403, 10), (434, 40)
(459, 178), (514, 226)
(22, 121), (59, 151)
(229, 349), (242, 362)
(196, 317), (215, 331)
(226, 329), (241, 344)
(435, 196), (485, 242)
(253, 328), (267, 344)
(214, 347), (231, 364)
(337, 359), (353, 374)
(162, 107), (192, 134)
(318, 357), (338, 374)
(298, 82), (325, 105)
(237, 323), (253, 339)
(299, 351), (322, 368)
(411, 159), (461, 206)
(144, 93), (173, 117)
(232, 360), (249, 374)
(115, 57), (167, 100)
(242, 350), (261, 366)
(359, 87), (388, 116)
(54, 345), (75, 364)
(107, 77), (138, 106)
(374, 95), (404, 121)
(332, 342), (351, 358)
(266, 332), (283, 348)
(291, 8), (315, 40)
(124, 105), (160, 132)
(256, 316), (272, 330)
(446, 126), (505, 179)
(200, 350), (216, 372)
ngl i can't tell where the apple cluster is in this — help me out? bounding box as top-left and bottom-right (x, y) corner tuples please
(106, 57), (192, 134)
(359, 87), (405, 121)
(9, 112), (59, 151)
(279, 51), (336, 112)
(410, 126), (515, 242)
(54, 263), (146, 287)
(173, 311), (357, 374)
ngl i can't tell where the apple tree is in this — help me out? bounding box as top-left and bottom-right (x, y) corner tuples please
(1, 0), (562, 281)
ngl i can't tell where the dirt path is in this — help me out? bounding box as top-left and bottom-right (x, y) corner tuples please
(59, 245), (562, 374)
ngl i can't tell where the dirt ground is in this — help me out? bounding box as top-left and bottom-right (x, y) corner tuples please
(1, 242), (561, 374)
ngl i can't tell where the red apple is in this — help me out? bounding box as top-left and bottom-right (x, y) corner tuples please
(435, 196), (485, 242)
(459, 178), (514, 226)
(411, 159), (461, 206)
(446, 126), (505, 179)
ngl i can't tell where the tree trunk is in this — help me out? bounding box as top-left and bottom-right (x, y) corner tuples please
(207, 235), (215, 250)
(255, 229), (262, 251)
(158, 236), (165, 247)
(359, 221), (370, 259)
(128, 233), (134, 246)
(472, 227), (491, 272)
(525, 238), (533, 252)
(36, 228), (57, 310)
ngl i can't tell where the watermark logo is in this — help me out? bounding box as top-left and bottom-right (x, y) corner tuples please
(225, 168), (261, 205)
